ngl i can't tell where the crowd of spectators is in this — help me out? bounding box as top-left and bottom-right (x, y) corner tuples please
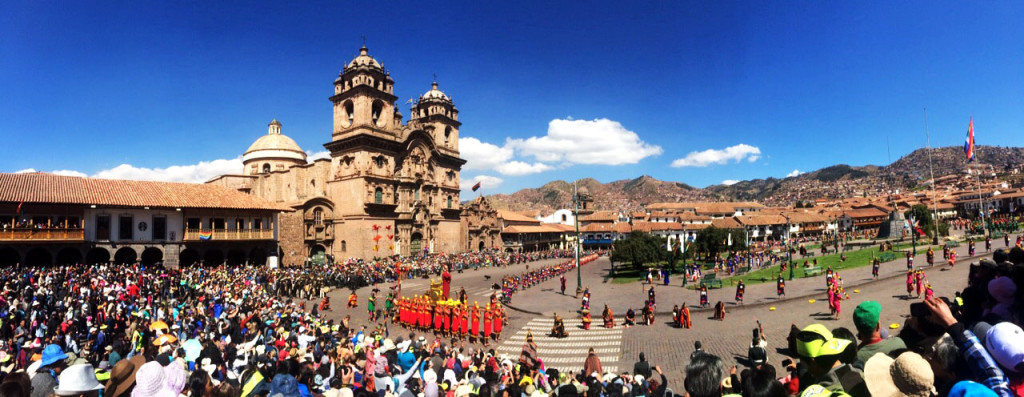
(678, 246), (1024, 397)
(0, 241), (1022, 397)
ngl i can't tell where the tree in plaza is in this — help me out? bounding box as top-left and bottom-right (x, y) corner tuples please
(904, 204), (948, 237)
(692, 226), (747, 260)
(610, 231), (667, 270)
(667, 238), (681, 272)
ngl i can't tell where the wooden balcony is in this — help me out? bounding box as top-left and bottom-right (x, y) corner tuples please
(183, 229), (274, 241)
(0, 228), (84, 241)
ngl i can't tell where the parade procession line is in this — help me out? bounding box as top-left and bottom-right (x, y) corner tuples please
(495, 346), (621, 355)
(495, 316), (625, 373)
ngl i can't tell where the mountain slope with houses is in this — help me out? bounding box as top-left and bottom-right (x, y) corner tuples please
(488, 145), (1024, 213)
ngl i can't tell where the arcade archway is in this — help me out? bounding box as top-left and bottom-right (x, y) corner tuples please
(179, 249), (200, 267)
(25, 247), (52, 266)
(226, 249), (246, 266)
(140, 247), (163, 267)
(113, 247), (137, 265)
(56, 248), (82, 265)
(249, 247), (267, 266)
(203, 249), (224, 266)
(85, 248), (110, 265)
(0, 248), (19, 267)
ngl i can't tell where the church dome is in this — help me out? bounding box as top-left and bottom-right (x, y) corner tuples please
(420, 82), (450, 102)
(345, 46), (383, 72)
(243, 119), (307, 163)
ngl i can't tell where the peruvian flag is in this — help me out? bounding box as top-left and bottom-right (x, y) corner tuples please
(964, 118), (975, 163)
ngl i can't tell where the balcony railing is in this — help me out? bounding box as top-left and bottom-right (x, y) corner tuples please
(0, 228), (84, 241)
(183, 229), (274, 241)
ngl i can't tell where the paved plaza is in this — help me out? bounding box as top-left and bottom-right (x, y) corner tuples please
(324, 237), (1000, 387)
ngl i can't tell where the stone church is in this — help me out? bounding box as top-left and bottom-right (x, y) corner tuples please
(208, 46), (466, 264)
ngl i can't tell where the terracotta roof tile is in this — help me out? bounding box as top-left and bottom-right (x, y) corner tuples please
(735, 214), (789, 226)
(711, 218), (742, 229)
(0, 172), (290, 211)
(497, 210), (541, 224)
(581, 211), (619, 222)
(501, 225), (566, 234)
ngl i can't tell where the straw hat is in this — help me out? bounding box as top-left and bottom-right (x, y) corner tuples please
(864, 352), (936, 397)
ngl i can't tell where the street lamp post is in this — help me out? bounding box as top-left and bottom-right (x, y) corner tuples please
(910, 214), (918, 256)
(573, 181), (583, 296)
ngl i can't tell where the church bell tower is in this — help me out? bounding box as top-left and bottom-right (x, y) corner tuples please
(330, 46), (400, 140)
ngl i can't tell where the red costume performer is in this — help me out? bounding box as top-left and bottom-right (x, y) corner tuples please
(442, 305), (450, 334)
(471, 304), (480, 340)
(460, 305), (469, 336)
(442, 265), (452, 300)
(483, 305), (493, 339)
(434, 304), (443, 332)
(492, 305), (503, 338)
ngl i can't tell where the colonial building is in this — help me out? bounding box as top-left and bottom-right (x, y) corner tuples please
(0, 172), (287, 267)
(209, 46), (465, 263)
(461, 197), (501, 252)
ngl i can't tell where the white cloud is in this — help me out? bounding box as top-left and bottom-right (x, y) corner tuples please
(306, 150), (331, 161)
(495, 161), (553, 176)
(460, 175), (503, 192)
(721, 179), (740, 186)
(460, 137), (551, 176)
(91, 157), (244, 183)
(9, 153), (342, 183)
(508, 118), (662, 165)
(459, 137), (515, 171)
(670, 144), (761, 167)
(786, 169), (803, 178)
(51, 169), (88, 177)
(12, 168), (87, 177)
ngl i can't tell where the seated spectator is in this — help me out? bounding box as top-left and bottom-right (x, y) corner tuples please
(684, 353), (724, 397)
(852, 301), (905, 368)
(794, 324), (866, 397)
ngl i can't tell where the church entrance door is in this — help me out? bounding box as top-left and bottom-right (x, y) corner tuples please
(410, 232), (423, 254)
(310, 245), (326, 265)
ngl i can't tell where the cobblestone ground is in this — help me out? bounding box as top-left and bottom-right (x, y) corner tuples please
(487, 240), (994, 387)
(311, 239), (1003, 388)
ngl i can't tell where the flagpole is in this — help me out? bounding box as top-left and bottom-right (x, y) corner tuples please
(970, 117), (987, 237)
(924, 108), (940, 244)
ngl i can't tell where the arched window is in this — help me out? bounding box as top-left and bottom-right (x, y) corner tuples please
(374, 188), (383, 204)
(313, 208), (323, 226)
(374, 156), (384, 168)
(561, 214), (567, 222)
(447, 196), (452, 209)
(372, 100), (383, 125)
(414, 186), (420, 202)
(262, 163), (271, 173)
(341, 240), (347, 252)
(344, 101), (354, 125)
(444, 127), (451, 145)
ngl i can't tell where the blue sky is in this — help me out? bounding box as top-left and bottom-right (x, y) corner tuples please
(2, 1), (1022, 193)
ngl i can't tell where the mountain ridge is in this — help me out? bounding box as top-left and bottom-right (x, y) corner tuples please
(487, 145), (1024, 213)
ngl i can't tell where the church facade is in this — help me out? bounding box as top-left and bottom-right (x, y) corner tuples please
(208, 46), (466, 264)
